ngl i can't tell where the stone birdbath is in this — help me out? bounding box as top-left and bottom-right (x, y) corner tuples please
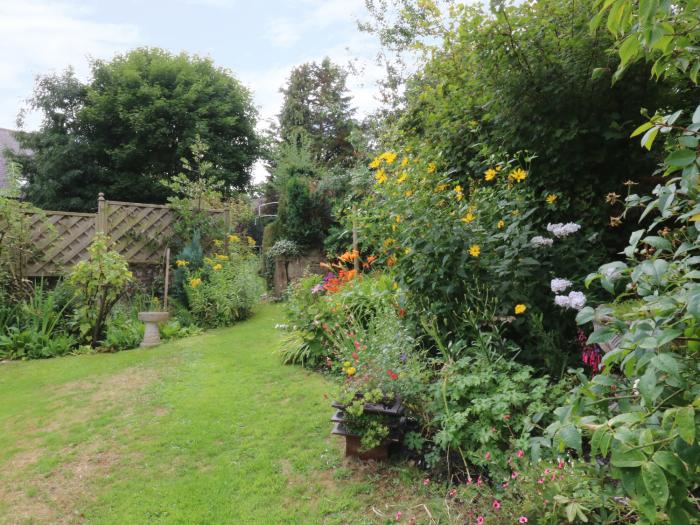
(138, 248), (171, 348)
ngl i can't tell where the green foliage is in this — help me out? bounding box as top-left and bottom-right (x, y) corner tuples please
(184, 241), (264, 328)
(276, 175), (330, 249)
(69, 234), (133, 346)
(278, 58), (356, 168)
(16, 48), (259, 211)
(104, 311), (144, 351)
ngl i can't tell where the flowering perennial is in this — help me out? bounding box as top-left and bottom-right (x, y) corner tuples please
(546, 222), (581, 238)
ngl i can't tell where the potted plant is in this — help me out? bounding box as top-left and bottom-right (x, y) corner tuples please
(331, 387), (405, 460)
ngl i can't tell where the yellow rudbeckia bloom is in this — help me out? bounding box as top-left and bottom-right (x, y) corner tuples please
(469, 245), (481, 257)
(515, 304), (527, 315)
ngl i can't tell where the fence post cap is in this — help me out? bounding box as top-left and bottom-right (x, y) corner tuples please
(98, 192), (105, 201)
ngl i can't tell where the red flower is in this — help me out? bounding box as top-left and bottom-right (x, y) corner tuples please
(516, 449), (524, 458)
(387, 370), (399, 380)
(503, 414), (511, 421)
(448, 488), (457, 498)
(352, 352), (359, 360)
(353, 340), (361, 350)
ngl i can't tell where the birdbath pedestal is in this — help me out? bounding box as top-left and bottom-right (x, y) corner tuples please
(138, 311), (170, 348)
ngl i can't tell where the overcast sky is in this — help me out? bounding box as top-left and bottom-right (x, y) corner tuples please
(0, 0), (387, 181)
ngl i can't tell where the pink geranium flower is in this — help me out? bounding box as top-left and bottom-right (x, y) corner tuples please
(537, 478), (544, 484)
(485, 452), (491, 461)
(477, 516), (484, 525)
(423, 478), (430, 486)
(519, 517), (528, 523)
(516, 449), (524, 458)
(395, 511), (402, 521)
(448, 488), (457, 497)
(511, 471), (518, 479)
(492, 500), (501, 510)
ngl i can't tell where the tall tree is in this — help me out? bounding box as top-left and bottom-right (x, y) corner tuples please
(278, 58), (356, 168)
(14, 48), (259, 212)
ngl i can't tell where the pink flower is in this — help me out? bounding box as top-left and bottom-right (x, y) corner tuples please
(485, 452), (491, 461)
(395, 511), (402, 521)
(558, 459), (565, 469)
(544, 468), (551, 475)
(477, 476), (483, 487)
(501, 482), (509, 489)
(537, 478), (544, 484)
(503, 414), (511, 421)
(519, 517), (528, 524)
(516, 449), (524, 458)
(511, 471), (518, 479)
(448, 488), (457, 497)
(477, 516), (485, 525)
(354, 340), (361, 350)
(423, 478), (430, 486)
(492, 500), (501, 510)
(466, 477), (473, 485)
(551, 474), (557, 481)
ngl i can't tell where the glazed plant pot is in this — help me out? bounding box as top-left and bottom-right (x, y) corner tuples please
(330, 396), (405, 460)
(137, 311), (170, 348)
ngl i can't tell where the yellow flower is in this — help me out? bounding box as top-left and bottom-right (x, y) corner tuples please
(213, 239), (223, 247)
(461, 212), (475, 223)
(189, 277), (202, 288)
(497, 220), (505, 229)
(546, 194), (557, 205)
(383, 238), (395, 247)
(203, 257), (213, 265)
(228, 234), (240, 243)
(454, 185), (463, 201)
(469, 244), (481, 257)
(397, 171), (408, 183)
(175, 259), (189, 267)
(247, 236), (256, 246)
(212, 263), (223, 271)
(401, 157), (409, 167)
(512, 209), (521, 217)
(484, 168), (497, 181)
(392, 224), (397, 232)
(435, 184), (447, 192)
(392, 281), (399, 290)
(509, 168), (527, 183)
(375, 168), (388, 184)
(215, 254), (229, 261)
(343, 361), (351, 368)
(346, 366), (357, 376)
(404, 247), (412, 255)
(691, 214), (700, 222)
(383, 151), (398, 164)
(515, 304), (527, 315)
(404, 190), (413, 198)
(427, 162), (437, 174)
(395, 215), (402, 224)
(496, 165), (503, 172)
(369, 157), (381, 169)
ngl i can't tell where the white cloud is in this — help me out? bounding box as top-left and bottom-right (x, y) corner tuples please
(0, 0), (139, 129)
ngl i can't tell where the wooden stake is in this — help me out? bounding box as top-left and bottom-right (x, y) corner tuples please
(352, 205), (359, 272)
(163, 247), (170, 309)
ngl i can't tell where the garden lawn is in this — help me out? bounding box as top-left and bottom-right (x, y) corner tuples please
(0, 304), (441, 525)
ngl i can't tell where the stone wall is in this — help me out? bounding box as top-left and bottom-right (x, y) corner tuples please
(273, 249), (326, 295)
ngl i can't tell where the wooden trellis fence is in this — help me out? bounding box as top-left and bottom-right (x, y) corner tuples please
(24, 193), (228, 276)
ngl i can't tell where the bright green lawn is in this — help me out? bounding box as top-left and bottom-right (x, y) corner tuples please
(0, 304), (443, 525)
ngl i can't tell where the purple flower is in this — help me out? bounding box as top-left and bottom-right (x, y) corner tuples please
(311, 284), (324, 294)
(400, 353), (407, 363)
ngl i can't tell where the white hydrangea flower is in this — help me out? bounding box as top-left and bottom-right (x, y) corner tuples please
(603, 267), (621, 280)
(554, 295), (571, 308)
(568, 291), (587, 310)
(530, 236), (554, 247)
(546, 222), (581, 238)
(551, 278), (573, 293)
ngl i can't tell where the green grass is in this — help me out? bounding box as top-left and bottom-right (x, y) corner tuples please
(0, 304), (442, 525)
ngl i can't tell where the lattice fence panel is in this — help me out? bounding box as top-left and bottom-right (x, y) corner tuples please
(25, 211), (96, 276)
(106, 201), (174, 264)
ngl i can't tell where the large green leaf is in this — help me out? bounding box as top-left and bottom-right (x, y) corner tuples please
(666, 149), (697, 168)
(652, 450), (687, 479)
(611, 442), (646, 467)
(642, 461), (669, 508)
(675, 407), (695, 444)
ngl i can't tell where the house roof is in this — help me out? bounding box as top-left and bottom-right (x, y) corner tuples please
(0, 128), (23, 189)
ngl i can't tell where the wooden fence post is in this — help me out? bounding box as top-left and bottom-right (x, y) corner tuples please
(223, 207), (231, 250)
(96, 193), (108, 235)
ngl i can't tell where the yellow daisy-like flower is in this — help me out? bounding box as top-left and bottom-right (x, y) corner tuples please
(175, 259), (189, 267)
(546, 194), (557, 204)
(343, 361), (351, 368)
(427, 162), (437, 174)
(346, 366), (357, 376)
(469, 244), (481, 257)
(484, 168), (497, 181)
(404, 190), (413, 198)
(461, 212), (475, 223)
(404, 247), (412, 255)
(400, 157), (409, 167)
(392, 224), (397, 232)
(375, 168), (388, 184)
(215, 254), (229, 261)
(510, 168), (527, 183)
(383, 151), (398, 164)
(247, 236), (256, 246)
(497, 220), (506, 229)
(496, 165), (503, 172)
(213, 239), (223, 247)
(368, 157), (381, 169)
(454, 185), (463, 201)
(189, 277), (202, 288)
(515, 304), (527, 315)
(395, 215), (402, 224)
(392, 281), (399, 290)
(212, 263), (223, 271)
(397, 171), (408, 183)
(228, 234), (240, 243)
(383, 238), (395, 247)
(435, 184), (447, 192)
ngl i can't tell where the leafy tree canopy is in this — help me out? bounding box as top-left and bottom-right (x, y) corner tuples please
(14, 48), (259, 211)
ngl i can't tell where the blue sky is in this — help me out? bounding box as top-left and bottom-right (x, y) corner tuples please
(0, 0), (385, 178)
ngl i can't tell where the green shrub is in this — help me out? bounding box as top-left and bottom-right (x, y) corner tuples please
(184, 240), (264, 328)
(69, 234), (133, 347)
(104, 311), (144, 351)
